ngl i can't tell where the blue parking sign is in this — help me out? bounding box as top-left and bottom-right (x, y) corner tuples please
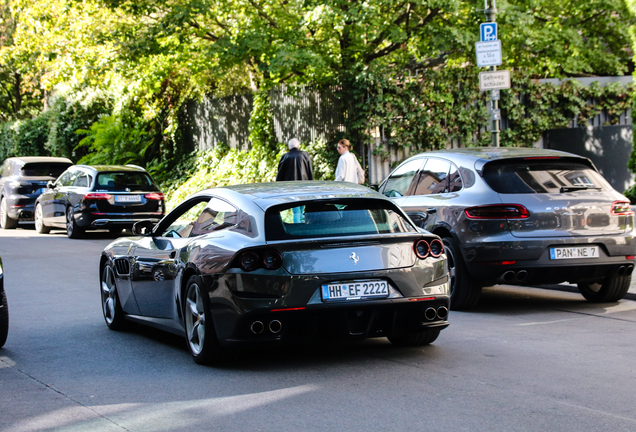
(480, 23), (497, 41)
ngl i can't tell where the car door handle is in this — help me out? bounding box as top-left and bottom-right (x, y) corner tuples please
(426, 208), (437, 214)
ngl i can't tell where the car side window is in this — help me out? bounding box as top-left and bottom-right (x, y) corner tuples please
(412, 158), (453, 195)
(380, 158), (426, 198)
(73, 173), (89, 187)
(1, 160), (11, 177)
(56, 171), (73, 187)
(448, 163), (463, 192)
(161, 199), (210, 238)
(191, 198), (238, 236)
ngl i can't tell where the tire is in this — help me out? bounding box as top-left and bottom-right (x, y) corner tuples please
(66, 206), (84, 239)
(577, 272), (631, 303)
(0, 290), (8, 348)
(184, 275), (228, 365)
(34, 203), (50, 234)
(388, 330), (440, 346)
(443, 237), (482, 310)
(0, 198), (18, 229)
(100, 263), (127, 330)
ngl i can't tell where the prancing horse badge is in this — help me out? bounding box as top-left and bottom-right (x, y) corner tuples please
(349, 252), (359, 265)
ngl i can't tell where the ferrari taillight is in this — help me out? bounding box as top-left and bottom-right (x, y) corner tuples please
(465, 204), (529, 219)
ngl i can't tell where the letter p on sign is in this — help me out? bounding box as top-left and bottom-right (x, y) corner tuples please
(480, 23), (497, 41)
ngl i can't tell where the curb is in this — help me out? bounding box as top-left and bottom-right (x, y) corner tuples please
(532, 284), (636, 301)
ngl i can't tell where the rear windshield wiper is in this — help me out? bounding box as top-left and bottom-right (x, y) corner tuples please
(560, 185), (601, 193)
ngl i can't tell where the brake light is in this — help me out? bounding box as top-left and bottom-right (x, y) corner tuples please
(145, 192), (165, 200)
(84, 193), (111, 200)
(408, 297), (436, 302)
(611, 201), (633, 216)
(238, 249), (283, 271)
(429, 239), (444, 257)
(271, 307), (305, 312)
(414, 240), (430, 259)
(465, 204), (529, 219)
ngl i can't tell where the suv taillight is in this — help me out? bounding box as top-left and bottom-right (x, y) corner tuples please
(84, 193), (112, 200)
(465, 204), (529, 219)
(611, 201), (633, 216)
(145, 192), (165, 200)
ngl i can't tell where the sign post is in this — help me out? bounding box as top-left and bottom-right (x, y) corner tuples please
(479, 0), (503, 147)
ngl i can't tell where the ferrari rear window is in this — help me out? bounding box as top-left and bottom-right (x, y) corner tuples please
(482, 159), (611, 194)
(21, 163), (72, 177)
(95, 172), (159, 192)
(265, 199), (416, 241)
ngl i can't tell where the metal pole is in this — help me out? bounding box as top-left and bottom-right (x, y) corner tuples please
(485, 0), (500, 147)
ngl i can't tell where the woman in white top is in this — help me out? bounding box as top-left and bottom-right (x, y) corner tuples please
(335, 139), (360, 183)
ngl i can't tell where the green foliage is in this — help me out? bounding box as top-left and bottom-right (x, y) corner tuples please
(45, 90), (112, 161)
(356, 68), (634, 153)
(0, 115), (51, 159)
(248, 90), (277, 150)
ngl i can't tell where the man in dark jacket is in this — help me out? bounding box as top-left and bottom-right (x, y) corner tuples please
(276, 138), (314, 181)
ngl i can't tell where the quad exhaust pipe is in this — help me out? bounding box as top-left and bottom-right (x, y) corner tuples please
(250, 320), (283, 335)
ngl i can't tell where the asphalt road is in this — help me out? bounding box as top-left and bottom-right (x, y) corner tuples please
(1, 225), (636, 432)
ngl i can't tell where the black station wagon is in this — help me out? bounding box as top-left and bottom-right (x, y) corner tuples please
(35, 165), (164, 238)
(379, 147), (636, 310)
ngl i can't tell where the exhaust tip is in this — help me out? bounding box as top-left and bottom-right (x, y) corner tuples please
(437, 306), (449, 320)
(269, 320), (282, 334)
(627, 265), (634, 276)
(250, 321), (264, 335)
(618, 266), (626, 276)
(516, 270), (528, 282)
(424, 307), (437, 321)
(502, 271), (515, 283)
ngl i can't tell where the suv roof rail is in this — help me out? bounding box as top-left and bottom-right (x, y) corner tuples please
(125, 164), (146, 171)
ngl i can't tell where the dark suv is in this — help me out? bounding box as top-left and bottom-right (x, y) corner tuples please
(35, 165), (165, 238)
(0, 157), (73, 229)
(378, 147), (636, 310)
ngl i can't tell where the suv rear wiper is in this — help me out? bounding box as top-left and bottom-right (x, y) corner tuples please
(560, 185), (601, 193)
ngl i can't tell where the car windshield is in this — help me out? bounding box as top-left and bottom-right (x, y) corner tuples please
(482, 159), (611, 194)
(21, 163), (71, 177)
(265, 199), (416, 241)
(95, 172), (158, 192)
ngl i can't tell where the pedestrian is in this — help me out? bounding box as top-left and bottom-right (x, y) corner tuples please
(276, 138), (314, 182)
(335, 139), (364, 184)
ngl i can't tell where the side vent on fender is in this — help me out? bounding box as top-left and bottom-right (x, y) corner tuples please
(114, 259), (131, 276)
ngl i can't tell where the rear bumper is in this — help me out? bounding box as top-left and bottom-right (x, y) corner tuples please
(4, 197), (35, 220)
(76, 213), (163, 230)
(462, 235), (636, 285)
(217, 297), (450, 347)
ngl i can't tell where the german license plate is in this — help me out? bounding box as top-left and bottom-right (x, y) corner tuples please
(550, 246), (599, 260)
(321, 280), (389, 301)
(115, 195), (142, 203)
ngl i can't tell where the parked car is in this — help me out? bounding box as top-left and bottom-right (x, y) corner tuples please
(378, 147), (636, 310)
(100, 181), (450, 365)
(35, 165), (164, 239)
(0, 156), (73, 229)
(0, 255), (7, 348)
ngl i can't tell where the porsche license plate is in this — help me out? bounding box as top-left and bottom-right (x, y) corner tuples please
(550, 246), (599, 260)
(321, 280), (389, 301)
(115, 195), (142, 203)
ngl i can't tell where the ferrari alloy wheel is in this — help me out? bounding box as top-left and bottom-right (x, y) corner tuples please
(0, 198), (17, 230)
(388, 330), (440, 346)
(34, 204), (50, 234)
(184, 275), (227, 365)
(100, 264), (126, 330)
(66, 206), (83, 239)
(578, 272), (631, 303)
(443, 237), (482, 310)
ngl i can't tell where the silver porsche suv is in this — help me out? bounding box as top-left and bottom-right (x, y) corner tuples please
(378, 147), (636, 310)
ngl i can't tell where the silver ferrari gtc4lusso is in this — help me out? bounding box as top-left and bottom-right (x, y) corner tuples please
(100, 182), (449, 364)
